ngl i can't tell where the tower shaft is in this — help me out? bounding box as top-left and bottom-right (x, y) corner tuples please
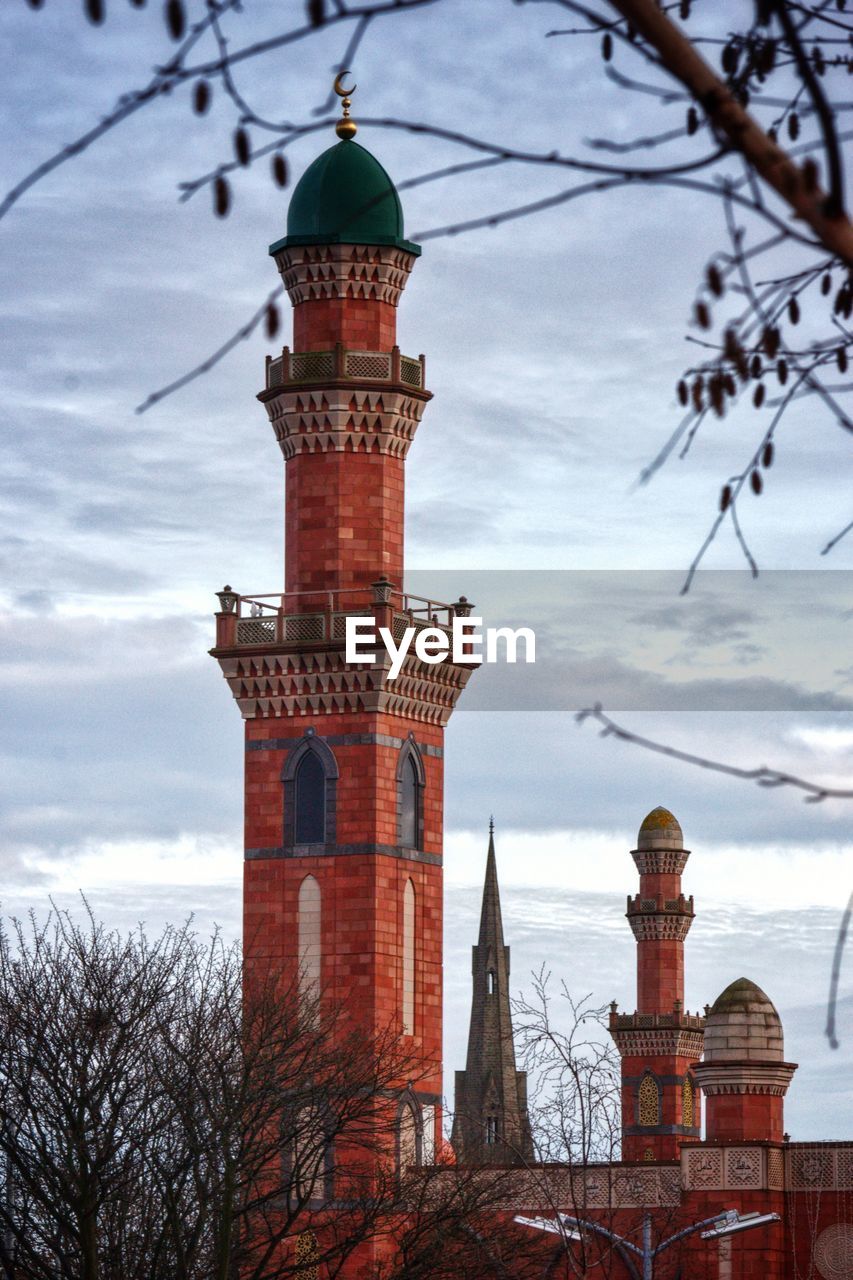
(213, 136), (477, 1235)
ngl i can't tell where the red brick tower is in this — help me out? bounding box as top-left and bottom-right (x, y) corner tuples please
(211, 96), (475, 1187)
(609, 807), (705, 1161)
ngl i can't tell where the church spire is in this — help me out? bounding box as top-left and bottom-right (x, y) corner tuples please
(451, 824), (532, 1166)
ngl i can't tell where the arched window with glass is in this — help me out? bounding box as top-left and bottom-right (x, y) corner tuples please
(282, 733), (338, 851)
(397, 739), (425, 850)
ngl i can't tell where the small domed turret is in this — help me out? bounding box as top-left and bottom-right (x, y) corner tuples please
(694, 975), (796, 1143)
(637, 806), (683, 851)
(703, 976), (784, 1063)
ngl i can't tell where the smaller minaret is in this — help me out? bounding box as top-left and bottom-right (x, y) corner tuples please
(452, 823), (532, 1165)
(610, 807), (705, 1161)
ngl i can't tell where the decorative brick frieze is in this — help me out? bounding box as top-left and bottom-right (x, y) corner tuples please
(682, 1143), (787, 1191)
(569, 1165), (682, 1209)
(630, 847), (691, 876)
(787, 1144), (853, 1190)
(262, 383), (430, 461)
(273, 243), (418, 307)
(611, 1026), (705, 1059)
(213, 646), (475, 726)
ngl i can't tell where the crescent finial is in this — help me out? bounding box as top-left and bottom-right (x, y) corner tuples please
(333, 71), (357, 99)
(333, 71), (358, 139)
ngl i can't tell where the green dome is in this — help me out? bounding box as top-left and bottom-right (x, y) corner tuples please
(269, 139), (420, 256)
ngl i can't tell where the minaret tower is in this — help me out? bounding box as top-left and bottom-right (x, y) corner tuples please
(212, 82), (475, 1174)
(609, 807), (705, 1161)
(452, 823), (532, 1166)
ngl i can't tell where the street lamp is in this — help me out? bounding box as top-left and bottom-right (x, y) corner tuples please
(515, 1206), (781, 1280)
(701, 1209), (781, 1239)
(514, 1215), (581, 1241)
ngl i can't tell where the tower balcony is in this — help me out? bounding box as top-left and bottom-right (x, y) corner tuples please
(263, 343), (426, 392)
(626, 892), (695, 943)
(211, 583), (478, 725)
(609, 1006), (706, 1060)
(212, 584), (472, 652)
(626, 892), (694, 916)
(609, 1008), (705, 1034)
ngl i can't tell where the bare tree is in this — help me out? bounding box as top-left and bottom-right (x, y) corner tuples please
(0, 905), (513, 1280)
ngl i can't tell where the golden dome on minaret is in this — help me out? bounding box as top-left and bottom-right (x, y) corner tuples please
(639, 806), (680, 833)
(636, 806), (683, 850)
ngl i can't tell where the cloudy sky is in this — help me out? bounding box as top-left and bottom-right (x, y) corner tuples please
(2, 0), (851, 1139)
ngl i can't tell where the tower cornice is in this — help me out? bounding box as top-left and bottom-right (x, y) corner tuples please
(631, 847), (691, 875)
(693, 1060), (798, 1097)
(272, 242), (419, 307)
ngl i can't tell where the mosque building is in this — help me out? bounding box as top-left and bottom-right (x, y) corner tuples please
(211, 82), (853, 1280)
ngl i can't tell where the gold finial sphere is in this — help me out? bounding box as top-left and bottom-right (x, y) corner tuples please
(333, 70), (357, 139)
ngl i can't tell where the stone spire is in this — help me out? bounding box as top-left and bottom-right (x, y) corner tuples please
(451, 824), (532, 1166)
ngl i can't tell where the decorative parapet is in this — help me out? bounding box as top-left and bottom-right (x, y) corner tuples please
(682, 1143), (786, 1192)
(272, 242), (418, 308)
(573, 1164), (682, 1209)
(626, 892), (695, 942)
(787, 1142), (853, 1190)
(609, 1008), (705, 1059)
(264, 344), (426, 391)
(409, 1163), (682, 1212)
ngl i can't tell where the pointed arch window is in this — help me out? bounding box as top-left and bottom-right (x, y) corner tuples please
(638, 1073), (661, 1127)
(398, 1102), (419, 1172)
(282, 733), (338, 851)
(295, 751), (325, 844)
(402, 879), (415, 1035)
(397, 739), (425, 850)
(292, 1105), (325, 1204)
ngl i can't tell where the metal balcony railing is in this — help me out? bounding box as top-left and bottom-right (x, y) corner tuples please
(214, 584), (474, 650)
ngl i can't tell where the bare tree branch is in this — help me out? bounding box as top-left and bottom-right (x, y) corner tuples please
(575, 703), (853, 802)
(606, 0), (853, 261)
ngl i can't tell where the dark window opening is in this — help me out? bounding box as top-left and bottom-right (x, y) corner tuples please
(295, 751), (325, 844)
(485, 1115), (498, 1145)
(400, 755), (420, 848)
